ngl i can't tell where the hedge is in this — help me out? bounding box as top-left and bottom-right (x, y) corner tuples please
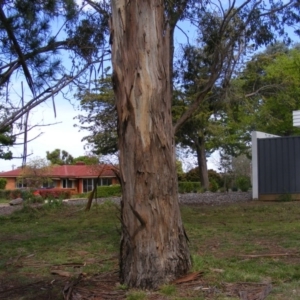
(96, 185), (122, 198)
(36, 188), (73, 199)
(178, 182), (201, 193)
(0, 189), (11, 199)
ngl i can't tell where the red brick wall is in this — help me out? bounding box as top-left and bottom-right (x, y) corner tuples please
(112, 178), (119, 185)
(78, 179), (83, 194)
(4, 178), (16, 190)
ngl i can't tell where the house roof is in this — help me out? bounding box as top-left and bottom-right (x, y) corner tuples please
(0, 164), (116, 178)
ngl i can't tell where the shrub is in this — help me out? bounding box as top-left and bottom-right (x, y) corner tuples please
(208, 170), (224, 188)
(236, 175), (251, 192)
(185, 168), (200, 182)
(96, 185), (122, 198)
(178, 182), (201, 193)
(0, 189), (11, 199)
(0, 178), (7, 189)
(209, 179), (219, 192)
(37, 188), (72, 199)
(45, 198), (63, 208)
(278, 193), (293, 202)
(20, 189), (35, 201)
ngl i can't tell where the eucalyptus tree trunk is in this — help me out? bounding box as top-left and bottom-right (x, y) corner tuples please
(110, 0), (191, 289)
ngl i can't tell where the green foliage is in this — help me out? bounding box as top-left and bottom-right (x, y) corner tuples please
(96, 185), (121, 198)
(178, 182), (201, 193)
(10, 189), (22, 199)
(75, 73), (118, 156)
(46, 149), (74, 165)
(0, 189), (11, 199)
(73, 155), (100, 165)
(0, 1), (108, 160)
(0, 178), (7, 189)
(0, 126), (14, 160)
(209, 179), (219, 192)
(45, 198), (63, 208)
(176, 160), (186, 181)
(126, 291), (146, 300)
(185, 168), (224, 189)
(0, 188), (44, 201)
(232, 186), (238, 192)
(277, 193), (293, 202)
(233, 45), (300, 137)
(236, 176), (251, 192)
(208, 169), (224, 188)
(159, 284), (176, 296)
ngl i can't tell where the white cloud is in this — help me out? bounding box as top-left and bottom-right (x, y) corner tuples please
(1, 97), (87, 172)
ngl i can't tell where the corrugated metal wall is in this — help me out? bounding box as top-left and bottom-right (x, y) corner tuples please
(258, 136), (300, 194)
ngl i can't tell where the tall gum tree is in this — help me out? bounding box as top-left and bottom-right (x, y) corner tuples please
(107, 0), (300, 289)
(110, 0), (191, 289)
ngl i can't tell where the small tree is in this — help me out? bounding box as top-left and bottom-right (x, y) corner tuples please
(19, 157), (53, 188)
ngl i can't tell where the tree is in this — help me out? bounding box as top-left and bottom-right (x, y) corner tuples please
(73, 155), (100, 165)
(46, 149), (74, 165)
(0, 0), (109, 161)
(233, 45), (300, 137)
(19, 157), (53, 188)
(110, 1), (191, 289)
(0, 126), (14, 160)
(75, 73), (118, 156)
(110, 0), (300, 289)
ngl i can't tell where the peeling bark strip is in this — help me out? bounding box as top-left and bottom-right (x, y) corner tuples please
(110, 0), (191, 289)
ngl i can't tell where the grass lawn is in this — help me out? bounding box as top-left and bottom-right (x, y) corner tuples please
(0, 200), (300, 299)
(0, 198), (9, 204)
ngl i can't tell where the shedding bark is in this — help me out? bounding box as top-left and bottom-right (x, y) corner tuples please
(110, 0), (191, 289)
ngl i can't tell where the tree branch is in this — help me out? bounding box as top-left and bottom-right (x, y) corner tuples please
(0, 6), (35, 96)
(0, 63), (92, 131)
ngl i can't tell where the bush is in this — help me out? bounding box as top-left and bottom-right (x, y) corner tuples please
(20, 189), (36, 201)
(236, 176), (251, 192)
(184, 168), (200, 182)
(96, 185), (122, 198)
(37, 188), (72, 199)
(0, 178), (7, 189)
(45, 198), (63, 208)
(0, 189), (11, 199)
(178, 182), (201, 193)
(231, 186), (238, 192)
(208, 170), (224, 189)
(209, 179), (219, 192)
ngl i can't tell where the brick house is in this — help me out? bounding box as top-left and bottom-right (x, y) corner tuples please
(0, 163), (119, 193)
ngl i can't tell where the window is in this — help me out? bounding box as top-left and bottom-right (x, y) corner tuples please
(16, 179), (27, 188)
(62, 179), (73, 188)
(82, 178), (113, 193)
(100, 178), (112, 186)
(83, 178), (94, 193)
(42, 181), (55, 188)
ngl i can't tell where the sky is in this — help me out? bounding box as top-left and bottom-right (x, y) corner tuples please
(0, 6), (218, 173)
(1, 95), (88, 172)
(4, 1), (293, 173)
